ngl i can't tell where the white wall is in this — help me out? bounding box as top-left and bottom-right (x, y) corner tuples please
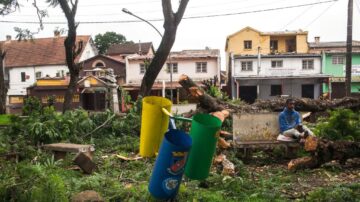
(7, 65), (68, 96)
(78, 40), (97, 62)
(234, 57), (322, 77)
(126, 58), (219, 84)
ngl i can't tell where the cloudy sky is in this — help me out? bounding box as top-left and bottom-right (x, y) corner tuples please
(1, 0), (360, 68)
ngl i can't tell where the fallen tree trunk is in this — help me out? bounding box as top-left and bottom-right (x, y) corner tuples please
(178, 74), (360, 113)
(253, 97), (360, 112)
(178, 74), (226, 113)
(288, 137), (360, 171)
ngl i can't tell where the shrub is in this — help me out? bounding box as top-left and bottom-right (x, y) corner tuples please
(314, 109), (360, 141)
(22, 96), (42, 116)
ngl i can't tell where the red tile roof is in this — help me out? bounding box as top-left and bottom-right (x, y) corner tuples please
(107, 42), (153, 55)
(0, 35), (91, 68)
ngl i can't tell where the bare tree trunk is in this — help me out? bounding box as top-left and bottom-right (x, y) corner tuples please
(345, 0), (353, 96)
(0, 48), (7, 114)
(57, 0), (82, 113)
(139, 0), (189, 96)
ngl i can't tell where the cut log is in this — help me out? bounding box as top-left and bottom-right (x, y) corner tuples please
(179, 74), (226, 113)
(74, 152), (96, 174)
(288, 156), (318, 171)
(304, 136), (318, 152)
(288, 138), (360, 170)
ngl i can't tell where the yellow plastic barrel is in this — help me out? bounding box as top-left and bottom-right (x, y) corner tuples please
(140, 96), (172, 157)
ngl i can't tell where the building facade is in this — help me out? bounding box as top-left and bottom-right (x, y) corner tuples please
(226, 26), (329, 103)
(309, 39), (360, 98)
(0, 34), (97, 113)
(124, 49), (221, 103)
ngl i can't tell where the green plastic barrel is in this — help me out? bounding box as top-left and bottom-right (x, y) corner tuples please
(185, 113), (222, 180)
(140, 96), (172, 157)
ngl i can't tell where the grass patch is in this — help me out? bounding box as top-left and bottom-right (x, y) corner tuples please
(0, 114), (11, 125)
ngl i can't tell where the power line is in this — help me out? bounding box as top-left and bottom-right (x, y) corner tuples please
(7, 0), (286, 17)
(281, 4), (314, 30)
(0, 0), (339, 25)
(304, 0), (337, 28)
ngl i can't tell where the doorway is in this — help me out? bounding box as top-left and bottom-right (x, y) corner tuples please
(239, 86), (257, 104)
(302, 84), (314, 99)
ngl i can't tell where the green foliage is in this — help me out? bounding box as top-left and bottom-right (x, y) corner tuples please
(314, 109), (360, 141)
(119, 87), (132, 107)
(0, 114), (11, 125)
(306, 184), (360, 202)
(94, 32), (130, 54)
(22, 96), (42, 116)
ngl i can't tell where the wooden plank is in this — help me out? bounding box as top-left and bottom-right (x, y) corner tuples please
(43, 143), (95, 153)
(234, 140), (299, 149)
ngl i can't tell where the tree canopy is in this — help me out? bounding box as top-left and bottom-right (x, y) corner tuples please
(94, 32), (129, 54)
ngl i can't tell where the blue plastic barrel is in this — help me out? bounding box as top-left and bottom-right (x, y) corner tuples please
(148, 129), (192, 200)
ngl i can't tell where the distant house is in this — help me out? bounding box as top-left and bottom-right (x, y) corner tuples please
(27, 73), (119, 112)
(81, 54), (126, 85)
(309, 37), (360, 98)
(225, 26), (329, 103)
(0, 34), (97, 113)
(107, 42), (154, 59)
(124, 49), (221, 103)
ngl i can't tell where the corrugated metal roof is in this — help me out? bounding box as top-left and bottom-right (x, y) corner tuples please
(107, 42), (153, 55)
(128, 49), (220, 60)
(309, 41), (360, 48)
(234, 53), (321, 59)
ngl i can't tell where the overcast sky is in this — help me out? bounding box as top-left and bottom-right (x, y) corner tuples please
(1, 0), (360, 69)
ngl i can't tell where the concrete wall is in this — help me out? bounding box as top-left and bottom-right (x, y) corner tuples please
(7, 65), (69, 96)
(234, 57), (322, 77)
(236, 78), (322, 99)
(78, 40), (97, 62)
(126, 58), (219, 84)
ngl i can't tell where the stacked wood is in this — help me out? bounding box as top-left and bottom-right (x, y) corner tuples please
(288, 137), (360, 171)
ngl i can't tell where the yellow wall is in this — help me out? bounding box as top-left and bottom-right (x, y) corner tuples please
(296, 35), (308, 53)
(226, 28), (264, 55)
(226, 27), (309, 55)
(37, 79), (68, 86)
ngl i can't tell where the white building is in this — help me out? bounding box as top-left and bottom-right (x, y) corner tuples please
(0, 34), (97, 113)
(231, 54), (329, 103)
(123, 49), (221, 102)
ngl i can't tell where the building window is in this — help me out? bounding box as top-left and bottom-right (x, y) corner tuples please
(270, 85), (282, 96)
(332, 55), (345, 65)
(140, 64), (146, 74)
(271, 60), (283, 68)
(302, 59), (314, 70)
(270, 40), (278, 51)
(21, 72), (26, 82)
(196, 62), (207, 73)
(35, 71), (42, 79)
(167, 63), (178, 74)
(244, 40), (252, 49)
(95, 62), (105, 67)
(241, 61), (253, 71)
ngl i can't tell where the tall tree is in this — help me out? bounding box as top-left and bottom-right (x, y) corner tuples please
(139, 0), (189, 96)
(0, 47), (7, 114)
(47, 0), (83, 113)
(94, 32), (128, 54)
(345, 0), (353, 97)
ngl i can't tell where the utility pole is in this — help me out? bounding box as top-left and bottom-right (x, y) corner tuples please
(345, 0), (353, 97)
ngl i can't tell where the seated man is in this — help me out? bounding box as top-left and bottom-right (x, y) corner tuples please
(277, 98), (313, 142)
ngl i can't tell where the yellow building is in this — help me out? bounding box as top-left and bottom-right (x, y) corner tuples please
(225, 26), (309, 56)
(224, 26), (328, 102)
